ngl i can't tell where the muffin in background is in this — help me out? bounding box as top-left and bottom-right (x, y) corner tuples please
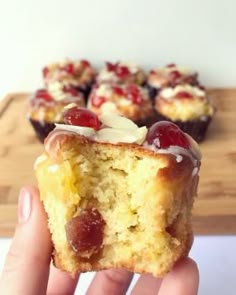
(28, 88), (85, 142)
(96, 61), (146, 86)
(147, 63), (199, 100)
(87, 83), (154, 126)
(42, 59), (96, 100)
(154, 84), (215, 142)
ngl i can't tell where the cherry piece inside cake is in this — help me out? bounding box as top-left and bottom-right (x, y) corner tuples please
(35, 107), (201, 277)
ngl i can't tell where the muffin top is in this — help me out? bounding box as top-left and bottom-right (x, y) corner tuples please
(42, 59), (96, 88)
(155, 84), (214, 122)
(44, 108), (201, 166)
(96, 61), (146, 85)
(148, 63), (199, 89)
(28, 89), (85, 123)
(87, 83), (153, 122)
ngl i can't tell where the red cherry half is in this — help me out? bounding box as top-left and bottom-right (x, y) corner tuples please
(126, 85), (143, 105)
(116, 65), (130, 78)
(106, 62), (117, 72)
(176, 91), (193, 99)
(64, 107), (100, 130)
(113, 86), (125, 96)
(91, 96), (106, 107)
(35, 89), (53, 102)
(80, 59), (90, 67)
(63, 86), (80, 96)
(166, 63), (176, 68)
(42, 67), (49, 77)
(63, 63), (75, 75)
(147, 121), (190, 149)
(169, 70), (181, 81)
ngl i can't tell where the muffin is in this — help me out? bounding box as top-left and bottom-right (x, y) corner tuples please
(42, 59), (96, 100)
(28, 88), (85, 142)
(34, 107), (201, 277)
(87, 83), (154, 126)
(96, 61), (146, 85)
(154, 84), (215, 142)
(147, 63), (199, 100)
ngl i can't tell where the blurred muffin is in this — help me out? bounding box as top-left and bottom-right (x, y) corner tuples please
(147, 63), (199, 100)
(28, 88), (85, 142)
(154, 84), (214, 142)
(42, 59), (96, 100)
(96, 61), (146, 85)
(87, 83), (154, 126)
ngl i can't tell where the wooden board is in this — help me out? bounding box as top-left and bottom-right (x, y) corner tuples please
(0, 90), (236, 237)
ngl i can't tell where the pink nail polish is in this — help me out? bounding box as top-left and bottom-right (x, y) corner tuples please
(18, 188), (32, 224)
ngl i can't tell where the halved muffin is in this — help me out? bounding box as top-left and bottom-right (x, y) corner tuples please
(35, 109), (201, 277)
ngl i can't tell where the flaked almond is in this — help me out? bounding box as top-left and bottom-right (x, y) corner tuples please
(99, 114), (138, 130)
(135, 126), (148, 144)
(97, 128), (138, 144)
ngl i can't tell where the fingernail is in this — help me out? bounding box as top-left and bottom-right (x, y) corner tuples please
(18, 188), (32, 224)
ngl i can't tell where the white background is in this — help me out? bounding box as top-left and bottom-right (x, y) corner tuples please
(0, 0), (236, 97)
(1, 236), (236, 294)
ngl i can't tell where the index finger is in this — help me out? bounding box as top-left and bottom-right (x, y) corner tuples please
(0, 186), (52, 295)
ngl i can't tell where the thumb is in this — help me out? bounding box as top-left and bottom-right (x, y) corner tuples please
(0, 186), (52, 295)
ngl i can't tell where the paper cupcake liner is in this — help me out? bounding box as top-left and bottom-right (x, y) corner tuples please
(29, 118), (56, 143)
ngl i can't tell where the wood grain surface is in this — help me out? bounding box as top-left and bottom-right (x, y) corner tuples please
(0, 90), (236, 237)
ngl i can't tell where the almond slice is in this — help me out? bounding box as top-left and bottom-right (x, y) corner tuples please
(99, 114), (138, 130)
(97, 128), (138, 144)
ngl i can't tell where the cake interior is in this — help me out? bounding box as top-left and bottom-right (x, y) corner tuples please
(36, 141), (194, 276)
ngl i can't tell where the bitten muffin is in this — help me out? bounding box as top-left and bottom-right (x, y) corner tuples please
(34, 107), (201, 277)
(147, 63), (199, 99)
(154, 84), (215, 142)
(96, 61), (146, 85)
(42, 59), (96, 99)
(87, 83), (154, 126)
(28, 89), (85, 142)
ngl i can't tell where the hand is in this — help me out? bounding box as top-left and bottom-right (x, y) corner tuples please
(0, 186), (199, 295)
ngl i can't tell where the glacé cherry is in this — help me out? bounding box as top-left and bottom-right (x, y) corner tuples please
(64, 107), (100, 130)
(147, 121), (190, 149)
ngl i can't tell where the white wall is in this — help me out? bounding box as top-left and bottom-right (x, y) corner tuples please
(1, 0), (236, 96)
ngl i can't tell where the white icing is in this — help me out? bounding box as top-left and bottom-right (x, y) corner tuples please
(55, 124), (96, 137)
(144, 143), (200, 166)
(48, 164), (59, 173)
(176, 155), (183, 163)
(192, 167), (198, 176)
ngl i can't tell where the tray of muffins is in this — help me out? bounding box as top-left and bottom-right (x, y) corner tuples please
(0, 57), (236, 237)
(28, 59), (214, 143)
